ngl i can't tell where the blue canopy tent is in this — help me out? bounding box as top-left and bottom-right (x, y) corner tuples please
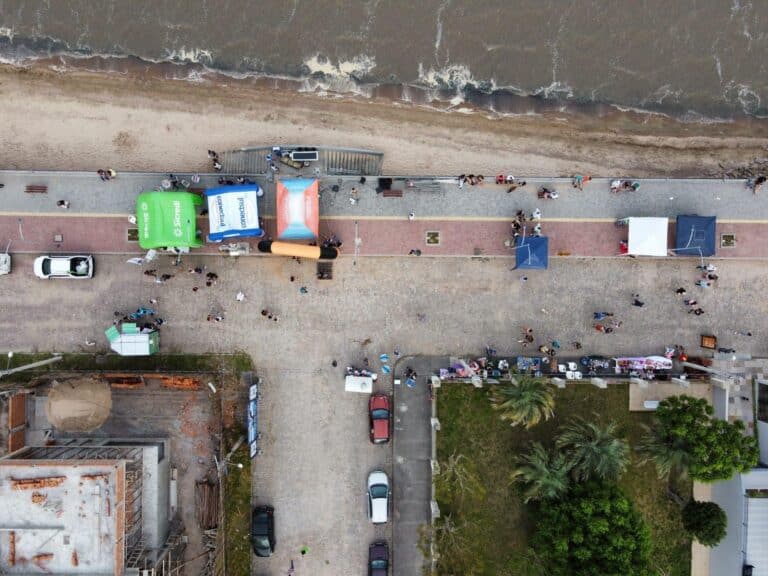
(675, 215), (716, 257)
(514, 236), (549, 269)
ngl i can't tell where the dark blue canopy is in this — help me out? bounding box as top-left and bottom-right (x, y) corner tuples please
(514, 236), (548, 269)
(675, 215), (716, 257)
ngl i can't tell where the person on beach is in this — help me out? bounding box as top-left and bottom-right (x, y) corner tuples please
(97, 169), (108, 181)
(531, 208), (542, 221)
(632, 295), (645, 307)
(675, 287), (687, 295)
(106, 169), (117, 180)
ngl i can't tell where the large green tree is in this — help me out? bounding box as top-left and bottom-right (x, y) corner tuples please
(511, 442), (571, 503)
(681, 500), (728, 547)
(532, 482), (651, 576)
(556, 417), (629, 481)
(489, 376), (554, 429)
(639, 395), (758, 482)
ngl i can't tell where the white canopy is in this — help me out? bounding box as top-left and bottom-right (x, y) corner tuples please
(627, 217), (669, 257)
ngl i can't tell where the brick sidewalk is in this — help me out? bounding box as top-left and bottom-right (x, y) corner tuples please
(1, 214), (764, 259)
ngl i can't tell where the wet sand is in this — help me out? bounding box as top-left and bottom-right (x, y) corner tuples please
(0, 64), (766, 177)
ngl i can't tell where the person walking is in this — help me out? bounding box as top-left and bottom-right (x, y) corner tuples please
(631, 294), (645, 307)
(675, 287), (687, 295)
(56, 200), (70, 209)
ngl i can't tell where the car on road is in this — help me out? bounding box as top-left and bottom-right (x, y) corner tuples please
(33, 254), (93, 279)
(369, 541), (389, 576)
(367, 471), (390, 524)
(369, 393), (391, 444)
(251, 505), (275, 557)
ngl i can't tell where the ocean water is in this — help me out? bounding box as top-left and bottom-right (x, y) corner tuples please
(0, 0), (766, 119)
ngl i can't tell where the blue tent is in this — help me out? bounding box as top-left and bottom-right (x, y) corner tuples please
(205, 185), (264, 242)
(675, 215), (716, 257)
(514, 236), (548, 269)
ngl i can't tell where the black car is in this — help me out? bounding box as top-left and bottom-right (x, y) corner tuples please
(369, 541), (389, 576)
(251, 505), (275, 557)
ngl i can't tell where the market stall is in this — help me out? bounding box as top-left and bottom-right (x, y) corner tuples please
(276, 178), (319, 240)
(206, 185), (264, 242)
(675, 215), (716, 257)
(626, 217), (668, 257)
(514, 236), (548, 269)
(136, 191), (204, 250)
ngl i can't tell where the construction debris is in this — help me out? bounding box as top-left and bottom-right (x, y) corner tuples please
(32, 553), (54, 570)
(12, 476), (66, 490)
(8, 531), (15, 566)
(31, 491), (47, 504)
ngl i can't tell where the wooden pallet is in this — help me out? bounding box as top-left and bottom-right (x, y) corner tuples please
(382, 189), (403, 198)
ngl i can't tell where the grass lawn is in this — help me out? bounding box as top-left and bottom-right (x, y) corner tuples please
(434, 382), (691, 576)
(223, 429), (253, 576)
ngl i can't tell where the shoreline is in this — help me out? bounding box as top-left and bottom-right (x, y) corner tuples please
(0, 63), (766, 178)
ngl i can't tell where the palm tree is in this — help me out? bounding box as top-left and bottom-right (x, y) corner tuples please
(555, 417), (630, 481)
(489, 376), (555, 429)
(511, 442), (571, 503)
(637, 425), (691, 480)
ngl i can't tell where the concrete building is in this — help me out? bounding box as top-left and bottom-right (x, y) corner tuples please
(0, 438), (183, 575)
(697, 371), (768, 576)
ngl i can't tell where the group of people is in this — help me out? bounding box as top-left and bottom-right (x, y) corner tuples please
(537, 185), (559, 200)
(208, 150), (223, 172)
(510, 208), (543, 237)
(457, 174), (485, 187)
(610, 179), (641, 193)
(748, 175), (766, 194)
(97, 169), (117, 181)
(593, 311), (623, 334)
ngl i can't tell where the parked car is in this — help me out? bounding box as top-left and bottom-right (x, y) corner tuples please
(367, 471), (390, 524)
(33, 254), (93, 279)
(251, 505), (275, 557)
(369, 393), (391, 444)
(369, 541), (389, 576)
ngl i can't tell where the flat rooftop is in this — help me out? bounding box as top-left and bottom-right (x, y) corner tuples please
(0, 460), (124, 575)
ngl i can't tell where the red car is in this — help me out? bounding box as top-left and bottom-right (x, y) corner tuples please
(369, 393), (391, 444)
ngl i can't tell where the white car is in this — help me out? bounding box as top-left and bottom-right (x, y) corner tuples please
(367, 470), (390, 524)
(33, 255), (94, 279)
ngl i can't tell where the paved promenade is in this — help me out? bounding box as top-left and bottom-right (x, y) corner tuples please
(0, 170), (764, 258)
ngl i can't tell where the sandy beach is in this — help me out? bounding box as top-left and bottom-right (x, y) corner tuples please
(0, 64), (766, 177)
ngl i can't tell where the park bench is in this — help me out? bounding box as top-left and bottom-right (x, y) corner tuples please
(25, 185), (48, 194)
(382, 189), (403, 198)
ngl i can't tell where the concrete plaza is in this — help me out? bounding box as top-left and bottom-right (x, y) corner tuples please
(1, 167), (767, 575)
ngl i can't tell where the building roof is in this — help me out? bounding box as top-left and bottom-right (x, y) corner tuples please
(0, 460), (125, 575)
(747, 497), (768, 575)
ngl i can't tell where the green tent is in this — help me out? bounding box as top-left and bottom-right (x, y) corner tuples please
(136, 192), (204, 249)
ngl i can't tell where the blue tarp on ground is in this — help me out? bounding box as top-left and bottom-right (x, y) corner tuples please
(675, 215), (716, 256)
(514, 236), (548, 269)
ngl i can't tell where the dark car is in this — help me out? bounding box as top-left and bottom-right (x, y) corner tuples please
(251, 505), (275, 557)
(369, 393), (391, 444)
(369, 541), (389, 576)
